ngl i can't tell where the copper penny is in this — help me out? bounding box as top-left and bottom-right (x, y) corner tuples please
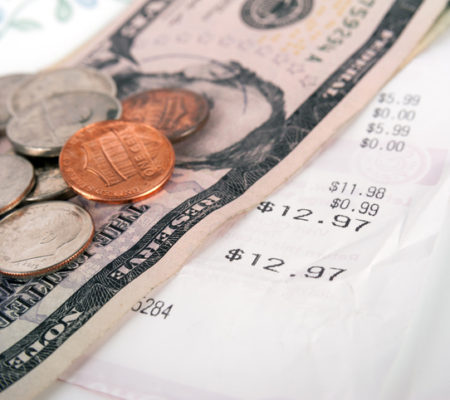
(59, 120), (175, 204)
(121, 88), (209, 142)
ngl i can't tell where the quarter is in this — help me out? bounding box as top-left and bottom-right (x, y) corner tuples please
(7, 91), (122, 157)
(121, 88), (209, 142)
(0, 201), (94, 279)
(7, 67), (117, 115)
(59, 120), (175, 203)
(0, 74), (29, 132)
(24, 162), (74, 203)
(0, 154), (35, 216)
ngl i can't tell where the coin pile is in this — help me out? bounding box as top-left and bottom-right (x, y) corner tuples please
(0, 67), (210, 279)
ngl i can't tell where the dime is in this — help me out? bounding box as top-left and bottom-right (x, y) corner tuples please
(121, 88), (209, 142)
(7, 67), (117, 115)
(0, 201), (94, 279)
(59, 120), (175, 203)
(7, 91), (121, 157)
(24, 162), (74, 203)
(0, 74), (29, 132)
(0, 154), (35, 216)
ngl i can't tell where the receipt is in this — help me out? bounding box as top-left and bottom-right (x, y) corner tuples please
(59, 20), (450, 400)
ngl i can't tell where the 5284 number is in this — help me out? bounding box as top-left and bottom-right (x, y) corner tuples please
(132, 298), (173, 319)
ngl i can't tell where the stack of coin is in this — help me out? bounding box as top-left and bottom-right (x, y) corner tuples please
(0, 67), (210, 279)
(1, 67), (122, 207)
(0, 66), (121, 278)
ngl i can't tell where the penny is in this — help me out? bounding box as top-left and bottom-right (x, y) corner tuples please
(0, 74), (29, 132)
(24, 162), (74, 203)
(0, 201), (94, 279)
(59, 120), (175, 203)
(0, 154), (35, 216)
(8, 67), (117, 115)
(7, 91), (121, 157)
(121, 88), (209, 142)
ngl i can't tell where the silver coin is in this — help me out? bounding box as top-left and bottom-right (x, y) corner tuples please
(0, 74), (29, 132)
(0, 201), (94, 279)
(24, 163), (74, 203)
(0, 154), (35, 216)
(7, 67), (117, 115)
(7, 91), (122, 157)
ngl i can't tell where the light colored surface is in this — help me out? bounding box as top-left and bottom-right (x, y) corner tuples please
(0, 0), (131, 74)
(381, 205), (450, 400)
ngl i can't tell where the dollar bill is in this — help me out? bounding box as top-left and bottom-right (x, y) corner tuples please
(0, 1), (447, 399)
(402, 2), (450, 65)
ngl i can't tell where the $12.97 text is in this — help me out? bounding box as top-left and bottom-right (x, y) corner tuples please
(256, 202), (371, 232)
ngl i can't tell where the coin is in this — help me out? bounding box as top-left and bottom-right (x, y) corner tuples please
(59, 120), (175, 203)
(24, 162), (74, 203)
(7, 91), (122, 157)
(0, 74), (29, 132)
(0, 154), (35, 216)
(121, 88), (209, 142)
(0, 201), (94, 279)
(7, 67), (117, 115)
